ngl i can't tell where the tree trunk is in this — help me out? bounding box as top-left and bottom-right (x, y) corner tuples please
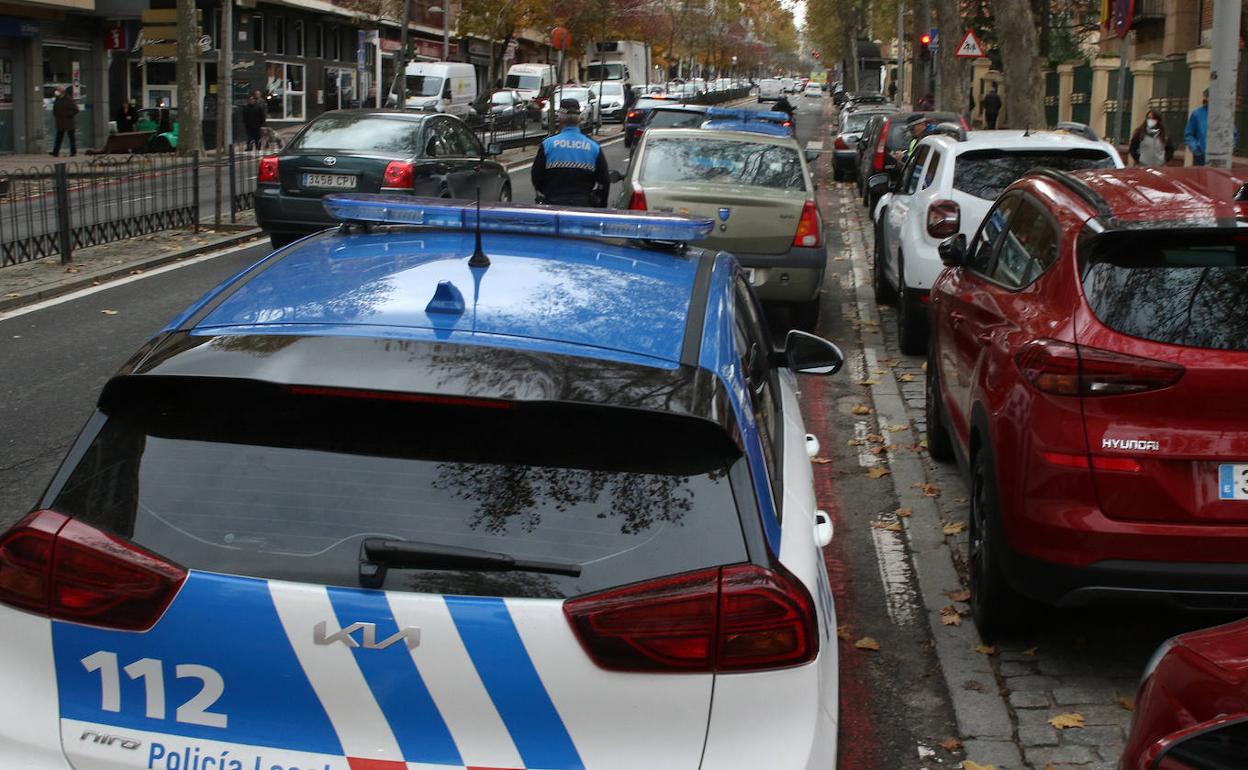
(176, 0), (201, 155)
(934, 0), (967, 116)
(991, 0), (1044, 129)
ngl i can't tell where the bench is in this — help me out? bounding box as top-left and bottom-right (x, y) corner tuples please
(85, 131), (155, 155)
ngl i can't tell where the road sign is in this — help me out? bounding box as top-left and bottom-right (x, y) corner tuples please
(954, 29), (984, 58)
(929, 27), (939, 53)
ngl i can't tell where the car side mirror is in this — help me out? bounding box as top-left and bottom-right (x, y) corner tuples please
(938, 234), (967, 267)
(867, 173), (892, 197)
(608, 169), (623, 183)
(1150, 714), (1248, 770)
(485, 142), (502, 157)
(773, 330), (844, 375)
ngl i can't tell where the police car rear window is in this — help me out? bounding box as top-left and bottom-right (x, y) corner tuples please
(1082, 232), (1248, 351)
(290, 116), (424, 154)
(52, 381), (749, 600)
(953, 149), (1115, 200)
(645, 110), (706, 130)
(639, 137), (805, 190)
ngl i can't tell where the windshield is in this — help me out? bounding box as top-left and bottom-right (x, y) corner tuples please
(592, 83), (624, 96)
(404, 74), (443, 98)
(645, 110), (705, 129)
(490, 91), (513, 104)
(953, 149), (1115, 200)
(640, 137), (805, 190)
(842, 113), (876, 133)
(586, 63), (624, 80)
(555, 88), (591, 103)
(505, 74), (542, 91)
(290, 115), (422, 154)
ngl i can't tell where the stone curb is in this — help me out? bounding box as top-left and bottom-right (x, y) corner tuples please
(0, 229), (264, 314)
(837, 190), (1026, 769)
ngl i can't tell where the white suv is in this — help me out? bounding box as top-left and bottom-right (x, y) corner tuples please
(869, 128), (1123, 353)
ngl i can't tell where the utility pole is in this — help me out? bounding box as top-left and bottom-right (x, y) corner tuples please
(1113, 32), (1131, 146)
(917, 0), (931, 99)
(443, 0), (450, 60)
(214, 0), (233, 225)
(176, 0), (201, 155)
(1207, 0), (1242, 168)
(398, 0), (410, 106)
(896, 0), (905, 105)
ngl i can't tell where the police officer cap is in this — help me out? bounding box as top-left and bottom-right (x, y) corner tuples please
(559, 98), (582, 113)
(906, 114), (928, 127)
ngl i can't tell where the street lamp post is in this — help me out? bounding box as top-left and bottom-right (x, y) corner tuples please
(429, 2), (451, 60)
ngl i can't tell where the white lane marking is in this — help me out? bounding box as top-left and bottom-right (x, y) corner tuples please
(0, 239), (262, 322)
(870, 513), (920, 627)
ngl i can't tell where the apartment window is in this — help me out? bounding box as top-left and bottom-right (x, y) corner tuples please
(252, 13), (265, 53)
(292, 20), (305, 56)
(326, 26), (340, 60)
(265, 62), (305, 120)
(312, 24), (323, 58)
(274, 17), (286, 54)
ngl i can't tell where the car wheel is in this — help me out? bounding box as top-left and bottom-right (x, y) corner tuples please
(872, 216), (897, 304)
(925, 348), (956, 463)
(498, 183), (512, 203)
(791, 295), (821, 332)
(896, 254), (928, 355)
(269, 233), (296, 250)
(832, 166), (843, 182)
(969, 441), (1025, 642)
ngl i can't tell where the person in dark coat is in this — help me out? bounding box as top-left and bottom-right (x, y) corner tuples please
(241, 90), (266, 150)
(982, 84), (1002, 129)
(116, 100), (137, 133)
(51, 87), (79, 157)
(531, 98), (610, 207)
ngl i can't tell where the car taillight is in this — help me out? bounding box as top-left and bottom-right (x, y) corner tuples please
(792, 200), (821, 248)
(628, 189), (647, 211)
(873, 120), (889, 171)
(564, 563), (818, 672)
(0, 510), (186, 631)
(926, 199), (960, 238)
(834, 135), (849, 150)
(627, 110), (638, 120)
(258, 155), (279, 183)
(1015, 339), (1185, 397)
(382, 161), (414, 190)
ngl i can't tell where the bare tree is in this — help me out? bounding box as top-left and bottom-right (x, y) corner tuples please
(991, 0), (1045, 129)
(176, 0), (201, 155)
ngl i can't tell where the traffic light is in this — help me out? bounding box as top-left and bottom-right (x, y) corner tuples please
(919, 32), (932, 61)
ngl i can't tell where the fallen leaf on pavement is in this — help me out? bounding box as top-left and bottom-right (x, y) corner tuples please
(870, 445), (890, 456)
(853, 637), (880, 651)
(865, 467), (891, 479)
(940, 606), (961, 626)
(917, 439), (929, 449)
(64, 266), (80, 273)
(128, 268), (144, 275)
(974, 644), (998, 655)
(1023, 645), (1040, 656)
(850, 404), (873, 415)
(899, 373), (915, 382)
(921, 361), (928, 372)
(916, 483), (942, 497)
(836, 625), (851, 640)
(100, 309), (120, 315)
(963, 680), (984, 691)
(847, 438), (865, 446)
(811, 457), (833, 464)
(943, 521), (968, 535)
(1117, 695), (1135, 711)
(953, 496), (969, 503)
(864, 433), (885, 443)
(871, 521), (903, 532)
(1048, 713), (1085, 730)
(961, 761), (995, 770)
(946, 589), (971, 602)
(4, 292), (19, 298)
(885, 423), (907, 432)
(895, 507), (913, 518)
(858, 379), (878, 386)
(939, 738), (963, 752)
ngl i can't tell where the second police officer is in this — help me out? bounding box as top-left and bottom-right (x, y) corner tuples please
(531, 98), (611, 207)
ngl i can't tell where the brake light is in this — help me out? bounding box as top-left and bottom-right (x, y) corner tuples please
(627, 110), (639, 120)
(258, 155), (279, 183)
(287, 385), (513, 409)
(926, 199), (960, 239)
(1015, 340), (1185, 397)
(564, 563), (818, 672)
(382, 161), (415, 190)
(628, 189), (647, 211)
(0, 510), (186, 631)
(793, 200), (821, 248)
(834, 136), (849, 150)
(873, 120), (889, 171)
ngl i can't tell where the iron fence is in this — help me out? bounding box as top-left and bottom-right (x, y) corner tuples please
(0, 153), (199, 268)
(228, 145), (263, 219)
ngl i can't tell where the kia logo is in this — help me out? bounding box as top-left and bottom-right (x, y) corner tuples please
(313, 621), (420, 650)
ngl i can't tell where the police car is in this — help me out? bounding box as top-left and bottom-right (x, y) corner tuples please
(0, 198), (843, 769)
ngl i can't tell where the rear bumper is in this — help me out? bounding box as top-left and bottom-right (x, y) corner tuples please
(255, 187), (340, 234)
(731, 245), (827, 303)
(832, 151), (857, 173)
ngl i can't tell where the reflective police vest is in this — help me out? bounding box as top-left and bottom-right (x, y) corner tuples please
(541, 127), (600, 172)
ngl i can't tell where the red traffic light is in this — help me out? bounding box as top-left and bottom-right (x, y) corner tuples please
(919, 33), (931, 45)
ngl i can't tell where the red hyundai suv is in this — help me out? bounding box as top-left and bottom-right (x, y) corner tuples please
(926, 167), (1248, 640)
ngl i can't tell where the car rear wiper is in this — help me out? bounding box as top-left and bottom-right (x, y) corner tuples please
(359, 537), (581, 588)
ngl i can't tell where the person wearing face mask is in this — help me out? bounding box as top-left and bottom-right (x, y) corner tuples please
(1129, 109), (1174, 168)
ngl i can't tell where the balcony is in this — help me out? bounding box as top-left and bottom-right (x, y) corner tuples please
(1134, 0), (1165, 23)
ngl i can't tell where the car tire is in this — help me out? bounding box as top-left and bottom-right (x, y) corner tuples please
(791, 295), (821, 332)
(896, 254), (928, 355)
(498, 183), (512, 203)
(269, 233), (296, 250)
(925, 348), (956, 463)
(970, 441), (1026, 642)
(872, 216), (897, 304)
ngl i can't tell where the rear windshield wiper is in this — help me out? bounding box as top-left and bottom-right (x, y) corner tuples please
(359, 537), (582, 588)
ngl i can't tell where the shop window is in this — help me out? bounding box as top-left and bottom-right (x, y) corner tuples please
(274, 17), (286, 55)
(292, 20), (304, 56)
(252, 13), (265, 53)
(265, 62), (305, 120)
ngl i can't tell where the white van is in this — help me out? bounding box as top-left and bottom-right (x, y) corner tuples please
(391, 61), (476, 117)
(758, 78), (784, 102)
(505, 63), (556, 102)
(781, 77), (797, 93)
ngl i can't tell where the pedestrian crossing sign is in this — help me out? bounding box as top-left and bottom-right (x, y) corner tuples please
(955, 30), (984, 59)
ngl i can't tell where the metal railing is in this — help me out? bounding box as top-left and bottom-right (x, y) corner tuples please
(0, 153), (199, 268)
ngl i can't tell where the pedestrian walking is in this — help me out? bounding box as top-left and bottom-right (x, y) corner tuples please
(531, 98), (610, 207)
(241, 91), (266, 151)
(981, 84), (1001, 129)
(1185, 88), (1210, 166)
(51, 86), (79, 157)
(1129, 109), (1175, 168)
(116, 100), (137, 133)
(623, 81), (637, 114)
(887, 79), (897, 102)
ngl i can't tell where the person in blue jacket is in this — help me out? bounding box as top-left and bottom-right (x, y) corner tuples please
(531, 99), (611, 207)
(1185, 88), (1211, 166)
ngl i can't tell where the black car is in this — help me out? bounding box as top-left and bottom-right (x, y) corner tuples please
(641, 104), (710, 132)
(831, 107), (895, 182)
(255, 110), (510, 249)
(844, 93), (889, 109)
(470, 88), (527, 130)
(624, 96), (674, 148)
(854, 110), (964, 209)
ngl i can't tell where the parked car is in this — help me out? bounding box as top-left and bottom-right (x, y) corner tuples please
(0, 197), (843, 770)
(926, 167), (1248, 640)
(469, 88), (527, 130)
(624, 95), (673, 148)
(541, 86), (602, 129)
(254, 110), (510, 249)
(844, 93), (889, 110)
(870, 127), (1121, 352)
(855, 111), (966, 211)
(640, 104), (710, 133)
(589, 81), (628, 122)
(758, 78), (784, 102)
(615, 127), (825, 329)
(1122, 619), (1248, 769)
(831, 106), (896, 182)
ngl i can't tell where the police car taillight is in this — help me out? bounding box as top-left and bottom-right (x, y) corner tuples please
(793, 200), (821, 248)
(564, 563), (818, 672)
(0, 510), (186, 631)
(258, 155), (279, 183)
(382, 161), (415, 190)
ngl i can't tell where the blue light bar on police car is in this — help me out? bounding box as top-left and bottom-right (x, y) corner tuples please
(322, 195), (714, 242)
(704, 107), (790, 124)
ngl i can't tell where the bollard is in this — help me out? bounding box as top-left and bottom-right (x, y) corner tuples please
(192, 151), (201, 234)
(228, 144), (237, 224)
(53, 163), (72, 265)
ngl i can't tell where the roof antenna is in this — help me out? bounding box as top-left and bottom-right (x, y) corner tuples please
(468, 173), (489, 268)
(1023, 125), (1032, 137)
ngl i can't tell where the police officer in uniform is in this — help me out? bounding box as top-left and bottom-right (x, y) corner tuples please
(531, 98), (611, 207)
